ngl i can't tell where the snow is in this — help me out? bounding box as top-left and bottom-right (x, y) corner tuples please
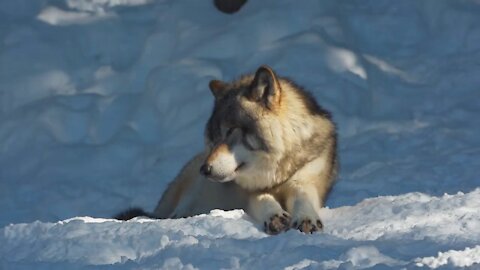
(2, 191), (479, 269)
(1, 0), (480, 269)
(415, 245), (480, 269)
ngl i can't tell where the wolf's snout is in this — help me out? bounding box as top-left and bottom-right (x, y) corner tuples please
(200, 164), (212, 176)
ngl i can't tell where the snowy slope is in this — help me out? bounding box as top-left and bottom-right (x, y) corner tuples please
(2, 190), (480, 269)
(1, 0), (480, 269)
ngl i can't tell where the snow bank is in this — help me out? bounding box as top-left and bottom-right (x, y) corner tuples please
(2, 190), (479, 269)
(324, 190), (480, 242)
(1, 0), (480, 269)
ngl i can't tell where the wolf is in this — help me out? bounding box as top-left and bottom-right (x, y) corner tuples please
(116, 65), (337, 234)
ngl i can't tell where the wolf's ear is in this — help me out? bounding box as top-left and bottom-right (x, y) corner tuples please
(209, 80), (228, 99)
(248, 65), (281, 110)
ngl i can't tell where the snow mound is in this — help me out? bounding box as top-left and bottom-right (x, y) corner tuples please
(2, 190), (480, 269)
(323, 190), (480, 242)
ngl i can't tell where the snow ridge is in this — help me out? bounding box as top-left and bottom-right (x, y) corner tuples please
(2, 190), (480, 269)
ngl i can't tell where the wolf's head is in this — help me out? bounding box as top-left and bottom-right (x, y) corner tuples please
(201, 66), (334, 190)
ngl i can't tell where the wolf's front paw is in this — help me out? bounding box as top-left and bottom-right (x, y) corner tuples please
(264, 212), (291, 235)
(292, 218), (323, 234)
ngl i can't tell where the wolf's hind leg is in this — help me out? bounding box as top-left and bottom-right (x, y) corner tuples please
(248, 194), (291, 235)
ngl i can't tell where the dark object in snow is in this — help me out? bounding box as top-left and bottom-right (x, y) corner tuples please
(114, 207), (153, 220)
(214, 0), (247, 14)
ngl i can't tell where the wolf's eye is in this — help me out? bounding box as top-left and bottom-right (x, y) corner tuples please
(243, 133), (260, 150)
(226, 127), (235, 136)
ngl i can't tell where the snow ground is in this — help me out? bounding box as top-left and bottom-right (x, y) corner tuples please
(1, 0), (480, 269)
(2, 191), (480, 269)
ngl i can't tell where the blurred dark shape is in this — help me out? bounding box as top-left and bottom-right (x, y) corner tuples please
(114, 208), (153, 220)
(214, 0), (248, 14)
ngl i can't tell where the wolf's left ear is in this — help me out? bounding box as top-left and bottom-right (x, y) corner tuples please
(248, 65), (281, 110)
(209, 80), (228, 99)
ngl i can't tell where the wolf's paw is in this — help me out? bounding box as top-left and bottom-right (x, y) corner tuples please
(292, 218), (323, 234)
(264, 212), (291, 235)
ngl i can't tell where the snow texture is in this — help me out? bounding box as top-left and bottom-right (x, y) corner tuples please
(1, 0), (480, 269)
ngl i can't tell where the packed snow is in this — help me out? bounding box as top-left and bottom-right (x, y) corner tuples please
(1, 0), (480, 269)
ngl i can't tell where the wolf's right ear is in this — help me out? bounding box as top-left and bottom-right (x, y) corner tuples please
(209, 80), (228, 99)
(248, 65), (281, 110)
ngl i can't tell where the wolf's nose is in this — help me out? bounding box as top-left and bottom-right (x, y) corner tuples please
(200, 164), (212, 176)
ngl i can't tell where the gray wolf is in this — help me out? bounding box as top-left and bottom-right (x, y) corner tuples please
(116, 65), (337, 234)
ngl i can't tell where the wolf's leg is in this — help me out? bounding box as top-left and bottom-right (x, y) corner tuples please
(285, 185), (323, 233)
(153, 178), (188, 218)
(247, 193), (291, 234)
(153, 154), (205, 218)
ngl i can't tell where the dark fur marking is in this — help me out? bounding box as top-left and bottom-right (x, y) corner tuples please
(274, 130), (334, 188)
(322, 131), (339, 204)
(284, 78), (332, 119)
(206, 95), (270, 152)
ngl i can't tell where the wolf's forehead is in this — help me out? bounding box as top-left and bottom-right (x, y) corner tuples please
(213, 98), (250, 126)
(206, 97), (252, 138)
